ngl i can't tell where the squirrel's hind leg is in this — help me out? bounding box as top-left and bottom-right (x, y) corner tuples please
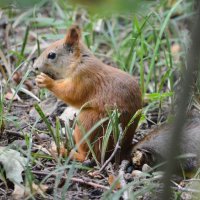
(69, 109), (102, 162)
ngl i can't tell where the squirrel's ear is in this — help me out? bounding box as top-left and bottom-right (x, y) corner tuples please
(64, 25), (81, 46)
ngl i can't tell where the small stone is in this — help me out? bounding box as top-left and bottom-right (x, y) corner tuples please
(131, 170), (145, 178)
(126, 165), (134, 173)
(124, 173), (133, 181)
(37, 133), (50, 140)
(83, 159), (96, 168)
(181, 192), (192, 200)
(11, 140), (27, 150)
(142, 164), (152, 173)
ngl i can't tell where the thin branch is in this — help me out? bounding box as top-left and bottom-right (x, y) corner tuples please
(171, 181), (200, 193)
(118, 160), (130, 200)
(4, 130), (25, 138)
(98, 138), (121, 173)
(162, 4), (200, 200)
(32, 170), (111, 191)
(98, 123), (123, 173)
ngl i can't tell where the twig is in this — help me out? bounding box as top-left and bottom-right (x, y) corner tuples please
(183, 179), (200, 182)
(12, 103), (31, 108)
(162, 3), (200, 199)
(4, 130), (24, 138)
(118, 160), (130, 200)
(64, 176), (111, 190)
(98, 138), (121, 173)
(171, 181), (200, 193)
(98, 124), (123, 173)
(172, 186), (200, 193)
(32, 170), (111, 191)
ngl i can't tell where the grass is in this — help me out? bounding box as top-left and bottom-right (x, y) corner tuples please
(0, 0), (196, 199)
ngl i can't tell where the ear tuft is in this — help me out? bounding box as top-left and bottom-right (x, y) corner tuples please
(64, 25), (81, 46)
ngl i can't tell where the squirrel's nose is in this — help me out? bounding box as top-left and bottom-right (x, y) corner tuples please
(32, 58), (39, 71)
(33, 63), (39, 71)
(31, 57), (36, 64)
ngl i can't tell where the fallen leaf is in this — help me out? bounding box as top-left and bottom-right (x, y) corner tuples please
(0, 147), (49, 199)
(0, 147), (27, 199)
(0, 147), (27, 184)
(88, 171), (104, 179)
(108, 174), (121, 189)
(24, 182), (49, 198)
(13, 182), (49, 199)
(131, 170), (146, 178)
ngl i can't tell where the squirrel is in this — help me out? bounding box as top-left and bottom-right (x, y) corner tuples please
(132, 118), (200, 177)
(33, 25), (142, 163)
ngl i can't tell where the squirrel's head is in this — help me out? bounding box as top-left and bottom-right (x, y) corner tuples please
(33, 25), (83, 79)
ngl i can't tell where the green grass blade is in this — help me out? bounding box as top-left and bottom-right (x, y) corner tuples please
(34, 103), (56, 141)
(101, 119), (112, 164)
(20, 25), (29, 57)
(145, 0), (183, 93)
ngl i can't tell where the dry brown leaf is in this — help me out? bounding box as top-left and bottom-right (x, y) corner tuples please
(108, 174), (121, 190)
(131, 170), (145, 178)
(12, 182), (49, 199)
(25, 182), (49, 197)
(88, 171), (104, 179)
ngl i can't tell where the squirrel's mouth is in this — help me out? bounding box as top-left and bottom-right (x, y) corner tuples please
(37, 69), (55, 80)
(45, 71), (56, 80)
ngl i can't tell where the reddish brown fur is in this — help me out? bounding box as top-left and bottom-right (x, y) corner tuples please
(34, 25), (142, 163)
(64, 25), (81, 46)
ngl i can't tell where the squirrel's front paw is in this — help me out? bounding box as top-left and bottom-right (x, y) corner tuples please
(35, 73), (54, 88)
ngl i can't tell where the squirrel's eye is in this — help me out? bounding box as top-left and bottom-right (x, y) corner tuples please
(47, 52), (56, 60)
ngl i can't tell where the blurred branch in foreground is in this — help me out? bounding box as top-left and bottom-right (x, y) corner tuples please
(162, 3), (200, 200)
(0, 0), (153, 16)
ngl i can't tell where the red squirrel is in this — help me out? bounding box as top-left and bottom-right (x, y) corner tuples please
(33, 25), (142, 163)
